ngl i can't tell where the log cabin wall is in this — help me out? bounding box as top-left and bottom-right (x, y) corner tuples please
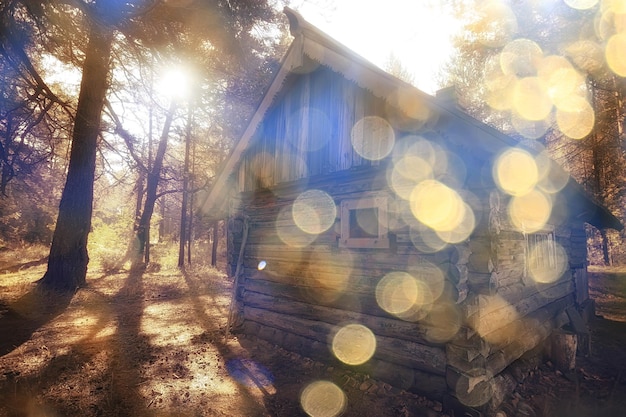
(222, 61), (601, 414)
(227, 167), (469, 399)
(445, 188), (587, 411)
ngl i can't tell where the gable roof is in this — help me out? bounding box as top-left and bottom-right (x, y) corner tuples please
(202, 7), (622, 232)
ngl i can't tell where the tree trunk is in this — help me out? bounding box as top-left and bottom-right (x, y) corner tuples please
(178, 106), (192, 267)
(132, 101), (176, 267)
(211, 220), (219, 267)
(39, 23), (113, 291)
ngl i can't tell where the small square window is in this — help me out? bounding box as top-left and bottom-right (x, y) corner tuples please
(340, 196), (389, 249)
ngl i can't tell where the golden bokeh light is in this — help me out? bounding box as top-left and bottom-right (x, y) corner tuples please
(470, 295), (520, 346)
(537, 55), (586, 110)
(331, 324), (377, 366)
(527, 240), (568, 284)
(292, 189), (337, 235)
(387, 155), (433, 199)
(351, 116), (395, 161)
(603, 0), (626, 15)
(375, 271), (433, 320)
(435, 201), (476, 244)
(409, 180), (467, 232)
(493, 148), (538, 196)
(564, 40), (605, 76)
(303, 247), (352, 304)
(409, 224), (449, 253)
(512, 77), (552, 121)
(500, 38), (543, 77)
(300, 380), (347, 417)
(605, 33), (626, 76)
(475, 1), (518, 47)
(536, 152), (570, 194)
(508, 189), (553, 233)
(276, 205), (318, 247)
(555, 96), (595, 139)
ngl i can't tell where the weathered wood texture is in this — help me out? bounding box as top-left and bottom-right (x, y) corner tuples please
(442, 188), (583, 411)
(238, 67), (390, 192)
(226, 63), (589, 413)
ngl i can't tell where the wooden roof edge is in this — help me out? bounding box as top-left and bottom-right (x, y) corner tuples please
(201, 7), (623, 233)
(565, 180), (624, 231)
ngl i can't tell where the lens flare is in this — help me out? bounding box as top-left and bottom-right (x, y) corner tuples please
(564, 40), (605, 76)
(331, 324), (377, 365)
(288, 107), (332, 152)
(351, 116), (395, 161)
(435, 201), (476, 244)
(494, 148), (538, 196)
(300, 380), (347, 417)
(248, 151), (276, 188)
(257, 260), (267, 270)
(292, 190), (337, 235)
(511, 113), (551, 139)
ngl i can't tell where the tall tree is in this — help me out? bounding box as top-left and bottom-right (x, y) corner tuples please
(445, 0), (626, 264)
(1, 0), (281, 289)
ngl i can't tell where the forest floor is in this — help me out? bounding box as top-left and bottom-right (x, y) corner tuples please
(0, 247), (625, 417)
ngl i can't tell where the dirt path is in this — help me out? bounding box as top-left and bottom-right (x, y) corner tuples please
(1, 262), (626, 417)
(0, 264), (440, 417)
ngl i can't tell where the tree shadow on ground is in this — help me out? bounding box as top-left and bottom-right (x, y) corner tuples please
(0, 287), (73, 356)
(0, 257), (48, 274)
(181, 268), (272, 415)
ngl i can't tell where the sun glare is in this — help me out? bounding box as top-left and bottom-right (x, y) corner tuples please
(157, 66), (194, 101)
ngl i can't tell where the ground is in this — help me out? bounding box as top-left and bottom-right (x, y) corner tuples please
(0, 248), (625, 417)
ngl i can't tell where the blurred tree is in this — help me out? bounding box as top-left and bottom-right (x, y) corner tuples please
(1, 0), (283, 290)
(444, 0), (626, 265)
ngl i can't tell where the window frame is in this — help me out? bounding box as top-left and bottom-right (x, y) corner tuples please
(339, 195), (390, 249)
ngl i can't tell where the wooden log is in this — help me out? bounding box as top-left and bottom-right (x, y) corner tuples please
(244, 278), (385, 317)
(550, 329), (577, 372)
(446, 367), (495, 409)
(242, 291), (441, 346)
(448, 295), (573, 374)
(467, 282), (574, 337)
(243, 306), (447, 375)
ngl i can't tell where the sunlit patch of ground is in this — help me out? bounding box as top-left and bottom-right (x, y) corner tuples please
(2, 251), (626, 417)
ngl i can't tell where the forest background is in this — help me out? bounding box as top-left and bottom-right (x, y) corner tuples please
(1, 0), (626, 291)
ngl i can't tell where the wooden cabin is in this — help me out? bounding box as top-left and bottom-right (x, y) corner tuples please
(203, 8), (623, 416)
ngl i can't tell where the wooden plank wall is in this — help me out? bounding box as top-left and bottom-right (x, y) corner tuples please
(238, 66), (394, 192)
